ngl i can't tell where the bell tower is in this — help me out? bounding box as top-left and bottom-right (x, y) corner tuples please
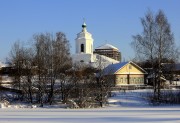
(75, 22), (94, 54)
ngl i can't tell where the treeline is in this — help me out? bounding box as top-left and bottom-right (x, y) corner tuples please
(7, 32), (112, 108)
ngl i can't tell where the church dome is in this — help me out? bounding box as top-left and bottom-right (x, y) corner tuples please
(82, 22), (87, 28)
(96, 44), (119, 50)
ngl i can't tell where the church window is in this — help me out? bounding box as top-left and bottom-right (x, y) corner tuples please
(81, 44), (84, 52)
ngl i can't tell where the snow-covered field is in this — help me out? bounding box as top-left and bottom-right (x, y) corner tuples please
(1, 90), (180, 123)
(1, 107), (180, 123)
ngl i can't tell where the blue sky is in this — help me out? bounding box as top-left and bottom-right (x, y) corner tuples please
(0, 0), (180, 61)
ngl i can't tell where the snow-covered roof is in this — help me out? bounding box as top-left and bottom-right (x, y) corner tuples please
(0, 61), (10, 68)
(163, 63), (180, 71)
(91, 54), (119, 68)
(103, 62), (128, 75)
(0, 61), (5, 68)
(102, 61), (147, 75)
(96, 44), (119, 50)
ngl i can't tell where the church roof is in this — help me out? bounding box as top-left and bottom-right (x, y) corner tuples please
(76, 22), (93, 40)
(96, 44), (119, 50)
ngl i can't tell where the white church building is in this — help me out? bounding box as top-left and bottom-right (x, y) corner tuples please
(72, 22), (120, 68)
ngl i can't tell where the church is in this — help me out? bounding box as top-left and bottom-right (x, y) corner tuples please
(72, 22), (147, 86)
(72, 22), (121, 68)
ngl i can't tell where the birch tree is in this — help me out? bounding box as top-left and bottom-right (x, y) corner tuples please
(131, 10), (177, 101)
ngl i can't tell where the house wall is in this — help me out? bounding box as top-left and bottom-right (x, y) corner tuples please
(116, 63), (143, 74)
(115, 75), (128, 85)
(114, 63), (145, 86)
(129, 75), (144, 85)
(115, 74), (144, 85)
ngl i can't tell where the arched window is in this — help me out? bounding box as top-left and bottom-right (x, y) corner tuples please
(81, 44), (84, 52)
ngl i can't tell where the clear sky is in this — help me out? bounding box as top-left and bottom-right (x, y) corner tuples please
(0, 0), (180, 62)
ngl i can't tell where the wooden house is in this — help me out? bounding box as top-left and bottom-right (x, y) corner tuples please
(103, 61), (147, 86)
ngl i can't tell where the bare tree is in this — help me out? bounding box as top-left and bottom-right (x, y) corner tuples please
(154, 10), (174, 99)
(20, 48), (35, 103)
(64, 63), (100, 108)
(51, 32), (72, 104)
(131, 10), (177, 101)
(9, 31), (71, 106)
(132, 10), (155, 62)
(0, 76), (2, 86)
(32, 33), (54, 106)
(131, 10), (158, 95)
(32, 32), (72, 105)
(10, 41), (25, 92)
(10, 41), (36, 102)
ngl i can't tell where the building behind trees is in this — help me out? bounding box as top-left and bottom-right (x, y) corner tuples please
(94, 44), (121, 62)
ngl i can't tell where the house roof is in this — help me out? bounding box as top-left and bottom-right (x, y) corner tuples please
(175, 64), (180, 71)
(163, 63), (180, 71)
(103, 62), (128, 74)
(102, 61), (147, 75)
(0, 61), (10, 68)
(96, 44), (119, 50)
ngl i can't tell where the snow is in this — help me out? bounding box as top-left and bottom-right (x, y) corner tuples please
(96, 44), (119, 50)
(108, 90), (150, 107)
(1, 107), (180, 123)
(92, 54), (119, 68)
(0, 89), (180, 123)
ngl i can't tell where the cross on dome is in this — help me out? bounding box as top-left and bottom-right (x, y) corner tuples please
(82, 19), (87, 32)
